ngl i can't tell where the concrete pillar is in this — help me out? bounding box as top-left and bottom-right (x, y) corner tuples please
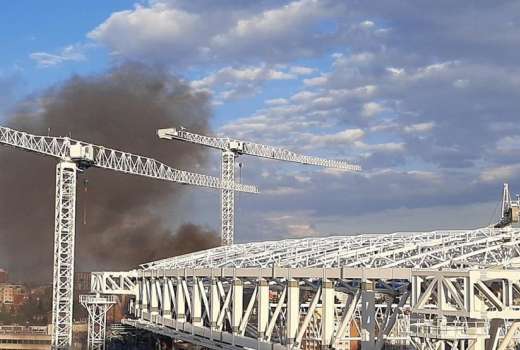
(257, 278), (269, 339)
(232, 279), (243, 334)
(210, 278), (220, 330)
(150, 278), (159, 317)
(162, 277), (172, 319)
(361, 281), (375, 350)
(321, 279), (334, 349)
(141, 279), (149, 319)
(192, 277), (202, 327)
(176, 277), (185, 322)
(287, 279), (300, 345)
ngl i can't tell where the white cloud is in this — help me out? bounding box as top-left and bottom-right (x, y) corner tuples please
(307, 129), (365, 147)
(480, 164), (520, 182)
(361, 101), (385, 118)
(192, 65), (295, 90)
(89, 4), (203, 60)
(191, 65), (298, 101)
(303, 75), (328, 86)
(89, 0), (338, 65)
(360, 20), (375, 29)
(289, 66), (315, 75)
(403, 122), (435, 133)
(354, 141), (405, 153)
(266, 98), (289, 105)
(453, 79), (470, 88)
(30, 45), (86, 67)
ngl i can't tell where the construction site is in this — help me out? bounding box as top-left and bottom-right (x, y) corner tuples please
(1, 122), (520, 350)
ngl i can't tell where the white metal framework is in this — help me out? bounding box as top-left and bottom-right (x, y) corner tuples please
(91, 226), (520, 349)
(157, 127), (361, 245)
(221, 151), (236, 245)
(0, 125), (258, 349)
(122, 266), (520, 350)
(80, 294), (118, 350)
(52, 161), (78, 349)
(0, 126), (258, 193)
(140, 227), (520, 271)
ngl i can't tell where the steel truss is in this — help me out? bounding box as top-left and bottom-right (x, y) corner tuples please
(52, 161), (77, 349)
(140, 227), (520, 271)
(80, 295), (118, 350)
(221, 151), (235, 246)
(88, 226), (520, 349)
(131, 267), (410, 350)
(157, 127), (361, 246)
(0, 125), (259, 348)
(0, 126), (258, 193)
(114, 267), (520, 350)
(157, 128), (362, 171)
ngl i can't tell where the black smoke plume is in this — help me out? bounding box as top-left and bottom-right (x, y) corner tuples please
(0, 63), (219, 282)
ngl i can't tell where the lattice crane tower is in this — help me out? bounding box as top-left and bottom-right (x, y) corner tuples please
(0, 125), (258, 349)
(157, 127), (361, 246)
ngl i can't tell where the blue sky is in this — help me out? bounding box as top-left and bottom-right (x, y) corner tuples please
(2, 0), (520, 242)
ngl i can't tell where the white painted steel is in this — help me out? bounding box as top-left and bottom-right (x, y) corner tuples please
(221, 151), (235, 246)
(80, 294), (117, 350)
(141, 227), (520, 271)
(158, 128), (362, 171)
(0, 126), (258, 193)
(0, 125), (258, 349)
(158, 127), (361, 246)
(52, 161), (77, 349)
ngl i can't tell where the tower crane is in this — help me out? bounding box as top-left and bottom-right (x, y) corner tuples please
(0, 125), (258, 349)
(157, 127), (362, 246)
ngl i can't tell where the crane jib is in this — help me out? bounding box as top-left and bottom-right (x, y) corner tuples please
(0, 125), (259, 193)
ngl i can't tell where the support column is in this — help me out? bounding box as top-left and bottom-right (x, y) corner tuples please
(211, 279), (220, 330)
(221, 151), (235, 246)
(141, 279), (149, 319)
(361, 281), (376, 350)
(133, 279), (143, 317)
(192, 278), (202, 327)
(51, 161), (78, 350)
(162, 277), (172, 319)
(257, 279), (269, 339)
(80, 294), (117, 350)
(150, 278), (159, 317)
(287, 279), (300, 346)
(321, 280), (334, 349)
(176, 277), (186, 322)
(232, 279), (243, 334)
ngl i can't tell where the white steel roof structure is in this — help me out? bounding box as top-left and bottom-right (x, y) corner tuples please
(140, 226), (520, 271)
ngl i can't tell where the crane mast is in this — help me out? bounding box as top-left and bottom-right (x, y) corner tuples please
(158, 127), (362, 246)
(0, 125), (258, 349)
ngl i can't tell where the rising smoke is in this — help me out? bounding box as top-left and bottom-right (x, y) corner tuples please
(0, 63), (219, 282)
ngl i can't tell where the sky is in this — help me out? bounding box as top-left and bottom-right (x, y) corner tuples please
(1, 0), (520, 243)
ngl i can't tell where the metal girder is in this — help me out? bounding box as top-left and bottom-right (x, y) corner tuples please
(80, 294), (118, 350)
(140, 227), (520, 271)
(158, 127), (360, 246)
(158, 127), (361, 171)
(51, 161), (77, 349)
(122, 267), (520, 350)
(0, 125), (260, 348)
(130, 268), (409, 350)
(0, 125), (258, 193)
(91, 271), (138, 295)
(221, 151), (235, 246)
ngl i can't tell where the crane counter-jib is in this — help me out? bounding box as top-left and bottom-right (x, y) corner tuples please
(0, 125), (259, 193)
